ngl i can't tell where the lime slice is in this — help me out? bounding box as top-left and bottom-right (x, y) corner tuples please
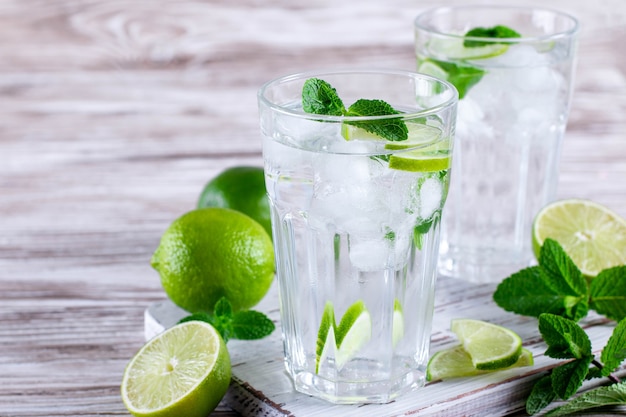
(417, 60), (449, 81)
(426, 38), (510, 60)
(342, 120), (442, 150)
(121, 321), (231, 417)
(389, 149), (450, 172)
(384, 123), (442, 150)
(335, 300), (372, 369)
(427, 346), (533, 381)
(315, 302), (336, 373)
(532, 199), (626, 277)
(392, 299), (404, 348)
(450, 319), (522, 370)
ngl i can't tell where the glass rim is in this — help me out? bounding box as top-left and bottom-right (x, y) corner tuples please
(257, 68), (458, 122)
(414, 5), (580, 43)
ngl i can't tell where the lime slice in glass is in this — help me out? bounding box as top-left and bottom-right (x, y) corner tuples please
(532, 199), (626, 277)
(427, 38), (510, 60)
(389, 148), (450, 172)
(450, 319), (522, 370)
(121, 321), (231, 417)
(315, 301), (336, 374)
(427, 346), (533, 381)
(335, 300), (372, 370)
(392, 299), (404, 348)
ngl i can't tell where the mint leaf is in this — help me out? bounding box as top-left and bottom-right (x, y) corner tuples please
(493, 266), (574, 318)
(178, 297), (274, 342)
(539, 239), (588, 298)
(601, 318), (626, 376)
(464, 25), (521, 47)
(178, 312), (213, 325)
(302, 78), (345, 116)
(345, 99), (408, 141)
(546, 382), (626, 416)
(590, 266), (626, 321)
(551, 357), (593, 399)
(526, 375), (557, 415)
(539, 314), (592, 359)
(232, 310), (275, 340)
(426, 59), (484, 100)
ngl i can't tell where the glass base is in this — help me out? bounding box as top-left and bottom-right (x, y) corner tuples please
(439, 245), (535, 284)
(290, 365), (425, 404)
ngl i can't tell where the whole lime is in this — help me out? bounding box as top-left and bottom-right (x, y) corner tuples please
(151, 207), (275, 313)
(198, 166), (272, 238)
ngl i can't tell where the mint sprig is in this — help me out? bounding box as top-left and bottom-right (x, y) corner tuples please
(493, 238), (626, 322)
(463, 25), (522, 47)
(422, 59), (484, 100)
(525, 314), (626, 415)
(178, 297), (275, 343)
(301, 78), (408, 142)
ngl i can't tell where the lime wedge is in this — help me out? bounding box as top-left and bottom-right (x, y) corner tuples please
(384, 123), (442, 150)
(389, 149), (450, 172)
(426, 38), (510, 60)
(532, 199), (626, 277)
(342, 120), (442, 150)
(121, 321), (231, 417)
(450, 319), (522, 370)
(392, 299), (404, 348)
(335, 300), (372, 370)
(427, 346), (533, 381)
(315, 302), (336, 373)
(417, 60), (449, 81)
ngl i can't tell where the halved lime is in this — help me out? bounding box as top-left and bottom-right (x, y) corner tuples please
(532, 199), (626, 277)
(426, 38), (510, 60)
(315, 302), (336, 374)
(335, 300), (372, 370)
(450, 319), (522, 370)
(417, 60), (449, 81)
(121, 321), (231, 417)
(427, 346), (533, 381)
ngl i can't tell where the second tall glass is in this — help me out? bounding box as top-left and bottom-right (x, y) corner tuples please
(415, 6), (579, 283)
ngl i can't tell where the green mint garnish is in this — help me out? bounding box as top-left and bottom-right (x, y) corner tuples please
(525, 314), (626, 415)
(302, 78), (345, 116)
(422, 59), (484, 100)
(178, 297), (275, 343)
(494, 239), (626, 323)
(493, 237), (626, 415)
(463, 25), (522, 47)
(301, 78), (408, 142)
(345, 99), (408, 142)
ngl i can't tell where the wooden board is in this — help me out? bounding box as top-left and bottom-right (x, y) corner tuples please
(146, 277), (626, 417)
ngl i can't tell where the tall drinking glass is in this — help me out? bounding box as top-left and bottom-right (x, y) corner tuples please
(415, 6), (579, 283)
(258, 70), (457, 404)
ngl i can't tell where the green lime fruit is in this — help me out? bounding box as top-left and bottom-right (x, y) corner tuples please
(427, 346), (533, 381)
(151, 207), (275, 313)
(121, 321), (231, 417)
(532, 199), (626, 277)
(198, 166), (272, 237)
(315, 300), (372, 373)
(450, 319), (522, 370)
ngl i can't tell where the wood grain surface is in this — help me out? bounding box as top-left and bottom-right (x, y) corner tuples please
(1, 1), (625, 416)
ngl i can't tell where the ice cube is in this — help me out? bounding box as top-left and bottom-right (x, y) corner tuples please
(419, 177), (443, 220)
(349, 239), (390, 271)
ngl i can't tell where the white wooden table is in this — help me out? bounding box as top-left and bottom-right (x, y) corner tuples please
(1, 1), (625, 416)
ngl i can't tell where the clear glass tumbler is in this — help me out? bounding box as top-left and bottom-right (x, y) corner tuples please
(258, 70), (457, 404)
(415, 6), (579, 283)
